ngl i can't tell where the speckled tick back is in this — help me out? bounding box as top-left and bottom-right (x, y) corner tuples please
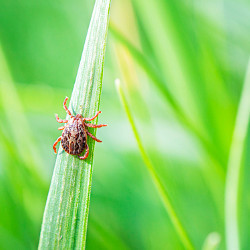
(53, 97), (107, 160)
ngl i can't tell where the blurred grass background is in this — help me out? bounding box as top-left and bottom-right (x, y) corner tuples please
(0, 0), (249, 249)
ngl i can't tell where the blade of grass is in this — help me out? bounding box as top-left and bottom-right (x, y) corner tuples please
(112, 31), (225, 220)
(38, 0), (111, 249)
(111, 26), (226, 221)
(225, 60), (250, 250)
(115, 79), (194, 250)
(110, 24), (226, 179)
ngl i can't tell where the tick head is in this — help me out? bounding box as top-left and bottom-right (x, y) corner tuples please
(75, 114), (83, 119)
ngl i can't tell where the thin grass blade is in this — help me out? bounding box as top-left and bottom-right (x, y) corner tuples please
(225, 59), (250, 250)
(115, 79), (194, 250)
(110, 25), (226, 177)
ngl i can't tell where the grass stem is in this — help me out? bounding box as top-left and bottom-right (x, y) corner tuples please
(116, 79), (194, 250)
(225, 60), (250, 250)
(110, 24), (226, 178)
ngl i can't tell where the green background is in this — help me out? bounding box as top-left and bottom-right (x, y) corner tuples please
(0, 0), (249, 249)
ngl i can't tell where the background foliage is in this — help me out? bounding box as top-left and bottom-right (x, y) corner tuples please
(0, 0), (249, 249)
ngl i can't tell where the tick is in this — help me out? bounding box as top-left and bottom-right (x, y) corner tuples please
(53, 97), (107, 160)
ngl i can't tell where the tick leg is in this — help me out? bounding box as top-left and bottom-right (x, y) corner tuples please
(84, 123), (107, 128)
(55, 114), (68, 123)
(58, 126), (65, 130)
(84, 111), (101, 121)
(86, 131), (102, 142)
(78, 144), (89, 160)
(63, 96), (73, 117)
(53, 136), (62, 154)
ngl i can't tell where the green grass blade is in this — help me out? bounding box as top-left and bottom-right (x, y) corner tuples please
(38, 0), (111, 248)
(110, 25), (226, 176)
(115, 79), (194, 250)
(225, 60), (250, 250)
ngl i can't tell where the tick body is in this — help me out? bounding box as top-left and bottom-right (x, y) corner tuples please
(53, 97), (107, 160)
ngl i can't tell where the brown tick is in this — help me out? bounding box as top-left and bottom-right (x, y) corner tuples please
(53, 97), (107, 160)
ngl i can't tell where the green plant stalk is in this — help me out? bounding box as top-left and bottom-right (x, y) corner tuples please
(225, 60), (250, 250)
(39, 0), (111, 249)
(116, 79), (194, 250)
(110, 24), (225, 178)
(112, 30), (225, 220)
